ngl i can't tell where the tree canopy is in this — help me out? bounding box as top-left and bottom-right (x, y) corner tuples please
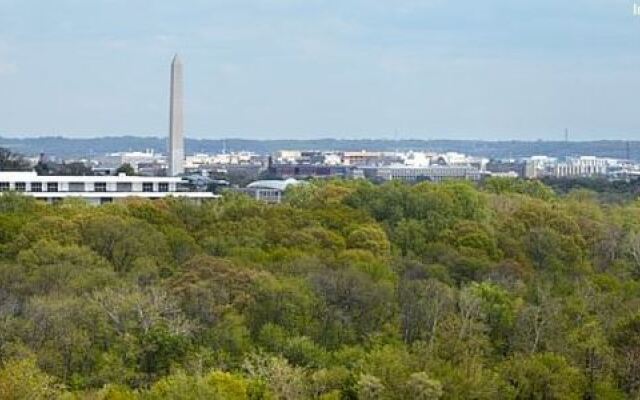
(0, 147), (31, 171)
(0, 177), (638, 399)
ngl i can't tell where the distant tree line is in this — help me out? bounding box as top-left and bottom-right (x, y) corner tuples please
(1, 136), (639, 160)
(541, 176), (640, 203)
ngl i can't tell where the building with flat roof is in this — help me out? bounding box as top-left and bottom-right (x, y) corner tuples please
(0, 171), (217, 205)
(370, 165), (482, 182)
(554, 156), (608, 177)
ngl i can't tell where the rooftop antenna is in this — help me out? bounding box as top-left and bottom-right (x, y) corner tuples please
(564, 128), (569, 158)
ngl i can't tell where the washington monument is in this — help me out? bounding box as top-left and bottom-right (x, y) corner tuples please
(168, 54), (184, 176)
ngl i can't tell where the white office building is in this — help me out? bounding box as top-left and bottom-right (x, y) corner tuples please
(553, 156), (608, 177)
(0, 171), (217, 205)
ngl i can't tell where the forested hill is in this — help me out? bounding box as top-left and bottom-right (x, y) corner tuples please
(1, 179), (640, 399)
(1, 135), (639, 160)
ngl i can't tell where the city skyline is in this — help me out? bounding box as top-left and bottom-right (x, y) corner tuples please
(1, 1), (640, 140)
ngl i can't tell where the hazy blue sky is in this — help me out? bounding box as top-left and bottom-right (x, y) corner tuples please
(1, 0), (639, 140)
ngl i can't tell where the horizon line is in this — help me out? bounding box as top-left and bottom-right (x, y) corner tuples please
(0, 135), (638, 144)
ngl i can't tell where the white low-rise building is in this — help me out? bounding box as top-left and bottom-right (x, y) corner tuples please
(234, 178), (305, 203)
(0, 171), (217, 205)
(402, 151), (433, 167)
(185, 152), (259, 168)
(274, 150), (303, 164)
(95, 150), (164, 170)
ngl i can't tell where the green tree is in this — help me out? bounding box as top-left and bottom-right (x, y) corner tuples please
(347, 225), (391, 257)
(356, 374), (386, 400)
(499, 353), (585, 400)
(242, 354), (305, 400)
(612, 314), (640, 396)
(0, 358), (60, 400)
(116, 163), (136, 176)
(79, 214), (169, 273)
(404, 372), (443, 400)
(0, 148), (31, 171)
(143, 370), (249, 400)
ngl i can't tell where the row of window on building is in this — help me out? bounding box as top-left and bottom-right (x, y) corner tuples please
(0, 182), (170, 193)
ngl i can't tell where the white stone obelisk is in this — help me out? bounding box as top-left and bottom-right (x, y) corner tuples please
(168, 54), (184, 176)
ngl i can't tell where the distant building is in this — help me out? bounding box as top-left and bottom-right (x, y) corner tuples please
(434, 152), (470, 166)
(370, 165), (482, 182)
(0, 171), (217, 205)
(523, 156), (558, 179)
(553, 156), (607, 177)
(401, 151), (433, 167)
(234, 178), (305, 203)
(342, 151), (385, 166)
(268, 163), (355, 179)
(274, 150), (303, 164)
(217, 164), (263, 178)
(522, 155), (610, 178)
(184, 152), (262, 168)
(486, 159), (527, 178)
(273, 150), (348, 166)
(95, 150), (163, 171)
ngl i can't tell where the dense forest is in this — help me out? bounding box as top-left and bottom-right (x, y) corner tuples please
(1, 178), (640, 399)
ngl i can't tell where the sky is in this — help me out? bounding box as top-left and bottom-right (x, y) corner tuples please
(0, 0), (639, 140)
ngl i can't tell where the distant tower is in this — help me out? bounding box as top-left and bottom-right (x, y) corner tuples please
(168, 54), (184, 176)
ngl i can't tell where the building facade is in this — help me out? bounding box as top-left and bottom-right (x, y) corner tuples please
(553, 156), (608, 177)
(371, 165), (482, 182)
(0, 172), (216, 205)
